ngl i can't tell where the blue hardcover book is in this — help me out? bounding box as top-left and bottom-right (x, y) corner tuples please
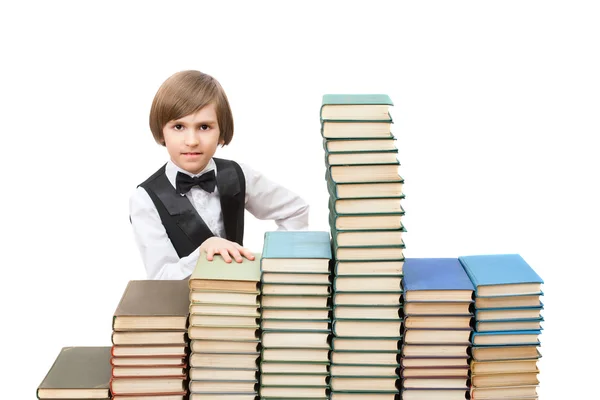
(261, 231), (332, 274)
(458, 254), (543, 297)
(403, 258), (474, 303)
(471, 330), (541, 346)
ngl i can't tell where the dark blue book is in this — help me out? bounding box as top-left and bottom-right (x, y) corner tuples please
(458, 254), (543, 297)
(403, 258), (474, 302)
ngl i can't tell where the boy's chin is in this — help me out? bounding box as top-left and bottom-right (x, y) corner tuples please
(176, 159), (209, 175)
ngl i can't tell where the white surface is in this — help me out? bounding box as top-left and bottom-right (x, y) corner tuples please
(1, 0), (598, 397)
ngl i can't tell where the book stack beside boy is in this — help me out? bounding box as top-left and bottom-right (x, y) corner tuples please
(321, 94), (405, 400)
(110, 280), (189, 399)
(259, 230), (333, 400)
(459, 254), (544, 400)
(401, 258), (475, 400)
(187, 253), (262, 400)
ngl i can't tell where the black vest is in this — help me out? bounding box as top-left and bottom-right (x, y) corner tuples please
(138, 158), (246, 258)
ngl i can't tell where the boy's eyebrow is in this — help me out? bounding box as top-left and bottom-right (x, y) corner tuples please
(172, 118), (217, 125)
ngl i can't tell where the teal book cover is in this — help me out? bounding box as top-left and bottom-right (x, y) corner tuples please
(262, 231), (331, 259)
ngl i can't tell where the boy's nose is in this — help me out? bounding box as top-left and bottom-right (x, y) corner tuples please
(184, 131), (200, 146)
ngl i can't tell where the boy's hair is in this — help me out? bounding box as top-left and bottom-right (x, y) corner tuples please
(149, 70), (234, 146)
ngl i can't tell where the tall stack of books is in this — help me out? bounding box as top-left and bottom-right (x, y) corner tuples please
(259, 231), (332, 400)
(187, 254), (262, 400)
(401, 258), (475, 400)
(321, 94), (405, 400)
(459, 254), (544, 400)
(110, 280), (189, 399)
(37, 346), (111, 400)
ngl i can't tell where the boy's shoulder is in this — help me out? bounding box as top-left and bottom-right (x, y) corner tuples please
(138, 163), (168, 188)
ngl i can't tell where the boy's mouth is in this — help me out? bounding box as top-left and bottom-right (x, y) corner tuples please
(182, 152), (202, 156)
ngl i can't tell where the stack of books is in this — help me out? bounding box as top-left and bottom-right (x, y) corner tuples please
(37, 346), (111, 400)
(401, 258), (475, 400)
(459, 254), (544, 400)
(187, 253), (262, 400)
(259, 230), (332, 400)
(110, 280), (189, 399)
(321, 94), (405, 400)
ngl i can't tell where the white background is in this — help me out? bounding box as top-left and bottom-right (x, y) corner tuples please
(1, 0), (598, 397)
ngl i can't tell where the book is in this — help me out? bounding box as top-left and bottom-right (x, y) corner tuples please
(320, 94), (393, 121)
(458, 254), (543, 297)
(113, 280), (189, 331)
(403, 258), (475, 302)
(37, 346), (111, 399)
(190, 252), (261, 292)
(261, 230), (332, 272)
(324, 137), (398, 153)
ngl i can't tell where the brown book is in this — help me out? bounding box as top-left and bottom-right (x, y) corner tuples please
(113, 280), (189, 331)
(37, 346), (111, 399)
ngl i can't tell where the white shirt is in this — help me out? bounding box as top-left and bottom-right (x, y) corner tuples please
(129, 159), (309, 280)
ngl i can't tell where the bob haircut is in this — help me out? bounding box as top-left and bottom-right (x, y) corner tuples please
(149, 70), (234, 145)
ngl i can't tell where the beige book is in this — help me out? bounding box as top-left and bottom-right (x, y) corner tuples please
(334, 214), (403, 231)
(405, 315), (472, 329)
(190, 340), (260, 354)
(260, 362), (328, 374)
(111, 357), (185, 367)
(471, 359), (539, 375)
(333, 338), (399, 351)
(261, 373), (328, 386)
(334, 292), (401, 306)
(188, 326), (258, 341)
(336, 246), (404, 261)
(112, 366), (186, 378)
(403, 390), (468, 400)
(405, 329), (471, 344)
(470, 385), (538, 400)
(402, 358), (468, 368)
(189, 368), (257, 381)
(262, 332), (330, 348)
(322, 121), (392, 139)
(334, 320), (401, 337)
(189, 314), (258, 326)
(189, 253), (261, 293)
(190, 291), (259, 306)
(336, 260), (403, 276)
(262, 348), (329, 362)
(403, 367), (468, 378)
(189, 381), (256, 393)
(111, 345), (186, 357)
(403, 377), (467, 389)
(321, 104), (390, 121)
(331, 377), (397, 391)
(259, 386), (327, 398)
(472, 345), (540, 361)
(402, 344), (468, 358)
(261, 319), (330, 331)
(404, 302), (471, 315)
(335, 229), (404, 247)
(333, 181), (403, 199)
(330, 365), (397, 377)
(335, 276), (402, 292)
(472, 372), (540, 387)
(334, 197), (403, 214)
(262, 284), (330, 295)
(331, 351), (398, 365)
(111, 331), (186, 345)
(335, 306), (400, 320)
(110, 377), (185, 395)
(261, 258), (330, 273)
(326, 138), (397, 152)
(189, 303), (259, 316)
(190, 353), (258, 369)
(475, 295), (541, 308)
(261, 308), (330, 320)
(262, 295), (329, 308)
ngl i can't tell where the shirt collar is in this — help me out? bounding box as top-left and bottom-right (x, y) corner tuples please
(165, 158), (217, 189)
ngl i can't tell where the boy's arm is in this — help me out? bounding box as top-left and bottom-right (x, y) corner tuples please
(241, 163), (309, 230)
(129, 187), (199, 279)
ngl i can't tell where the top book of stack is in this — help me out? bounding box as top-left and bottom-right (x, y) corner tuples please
(320, 94), (394, 139)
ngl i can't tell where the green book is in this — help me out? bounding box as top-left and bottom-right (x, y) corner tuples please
(37, 346), (111, 399)
(190, 252), (262, 293)
(321, 94), (394, 122)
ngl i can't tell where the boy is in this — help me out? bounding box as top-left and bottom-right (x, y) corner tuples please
(129, 70), (309, 280)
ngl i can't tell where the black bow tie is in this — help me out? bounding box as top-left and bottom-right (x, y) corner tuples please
(176, 170), (217, 195)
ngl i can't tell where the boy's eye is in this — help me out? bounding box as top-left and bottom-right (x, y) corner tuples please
(200, 124), (209, 131)
(174, 124), (184, 130)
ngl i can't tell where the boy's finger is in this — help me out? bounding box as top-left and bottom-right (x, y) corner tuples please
(219, 248), (232, 263)
(229, 247), (243, 263)
(206, 249), (215, 261)
(239, 247), (255, 260)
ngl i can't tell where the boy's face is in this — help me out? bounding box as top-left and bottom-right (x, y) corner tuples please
(163, 103), (223, 175)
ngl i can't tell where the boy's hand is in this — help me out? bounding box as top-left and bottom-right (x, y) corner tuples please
(200, 237), (256, 263)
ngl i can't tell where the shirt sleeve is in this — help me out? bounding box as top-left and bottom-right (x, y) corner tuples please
(129, 186), (199, 280)
(240, 162), (310, 231)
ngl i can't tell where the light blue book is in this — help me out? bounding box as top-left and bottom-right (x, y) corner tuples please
(458, 254), (543, 297)
(261, 231), (332, 274)
(472, 330), (541, 346)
